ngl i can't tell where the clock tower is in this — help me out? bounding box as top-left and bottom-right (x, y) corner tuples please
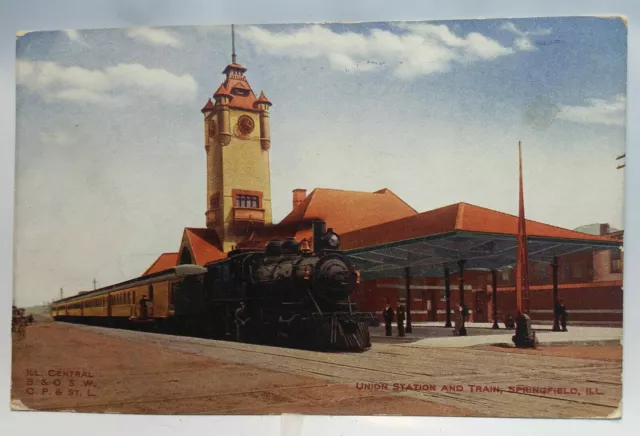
(201, 26), (273, 252)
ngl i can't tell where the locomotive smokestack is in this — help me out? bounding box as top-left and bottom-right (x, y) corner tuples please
(312, 220), (326, 252)
(292, 189), (307, 209)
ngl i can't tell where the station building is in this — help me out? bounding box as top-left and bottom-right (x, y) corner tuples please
(141, 53), (623, 326)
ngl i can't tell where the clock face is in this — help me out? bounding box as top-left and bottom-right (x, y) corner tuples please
(235, 115), (255, 137)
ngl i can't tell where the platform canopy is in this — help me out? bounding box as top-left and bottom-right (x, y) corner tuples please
(341, 203), (623, 280)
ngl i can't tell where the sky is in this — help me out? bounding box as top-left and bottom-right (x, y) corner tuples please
(13, 17), (627, 306)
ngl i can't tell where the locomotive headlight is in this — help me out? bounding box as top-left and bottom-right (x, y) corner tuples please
(326, 231), (340, 248)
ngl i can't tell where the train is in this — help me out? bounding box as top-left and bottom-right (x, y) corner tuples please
(51, 221), (379, 351)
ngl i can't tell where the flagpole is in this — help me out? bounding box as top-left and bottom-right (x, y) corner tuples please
(516, 141), (530, 315)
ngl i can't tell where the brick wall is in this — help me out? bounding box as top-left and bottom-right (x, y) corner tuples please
(354, 278), (622, 326)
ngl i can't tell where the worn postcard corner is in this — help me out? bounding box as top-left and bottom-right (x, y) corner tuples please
(11, 16), (625, 420)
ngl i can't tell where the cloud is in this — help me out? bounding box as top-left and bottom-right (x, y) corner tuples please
(556, 94), (626, 127)
(39, 130), (70, 145)
(63, 29), (90, 47)
(126, 27), (182, 47)
(501, 21), (552, 51)
(16, 60), (197, 105)
(238, 23), (519, 79)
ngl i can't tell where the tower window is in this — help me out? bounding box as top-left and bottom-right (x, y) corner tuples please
(210, 193), (219, 209)
(236, 194), (259, 208)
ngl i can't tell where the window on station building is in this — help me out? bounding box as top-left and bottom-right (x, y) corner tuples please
(501, 268), (510, 281)
(571, 262), (585, 279)
(235, 194), (259, 208)
(610, 249), (622, 273)
(537, 263), (548, 281)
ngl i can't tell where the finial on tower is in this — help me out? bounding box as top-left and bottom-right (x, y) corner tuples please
(231, 24), (237, 64)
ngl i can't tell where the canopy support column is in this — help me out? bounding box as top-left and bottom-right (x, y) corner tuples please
(552, 256), (560, 331)
(404, 267), (412, 333)
(491, 269), (499, 329)
(457, 259), (467, 336)
(444, 266), (452, 327)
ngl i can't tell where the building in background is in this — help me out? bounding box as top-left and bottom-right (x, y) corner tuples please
(122, 46), (624, 327)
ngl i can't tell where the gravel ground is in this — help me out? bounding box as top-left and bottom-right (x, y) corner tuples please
(10, 321), (467, 416)
(11, 321), (621, 418)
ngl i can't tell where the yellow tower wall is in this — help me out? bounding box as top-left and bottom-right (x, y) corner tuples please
(211, 109), (272, 252)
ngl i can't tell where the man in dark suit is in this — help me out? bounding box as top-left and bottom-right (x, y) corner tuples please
(382, 303), (394, 336)
(235, 302), (249, 342)
(558, 300), (568, 332)
(396, 301), (406, 337)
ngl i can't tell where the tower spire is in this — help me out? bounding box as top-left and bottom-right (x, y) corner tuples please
(231, 24), (237, 64)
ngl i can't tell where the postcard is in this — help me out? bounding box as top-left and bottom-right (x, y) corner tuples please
(11, 17), (625, 418)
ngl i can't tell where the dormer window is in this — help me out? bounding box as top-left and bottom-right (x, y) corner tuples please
(231, 87), (250, 96)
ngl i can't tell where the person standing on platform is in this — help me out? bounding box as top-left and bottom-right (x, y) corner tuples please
(454, 305), (463, 335)
(235, 302), (249, 342)
(382, 303), (394, 336)
(139, 295), (149, 319)
(558, 300), (568, 332)
(396, 301), (406, 337)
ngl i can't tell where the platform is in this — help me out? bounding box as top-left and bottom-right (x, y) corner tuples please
(371, 323), (622, 348)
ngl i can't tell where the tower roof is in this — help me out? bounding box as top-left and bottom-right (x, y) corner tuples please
(209, 25), (265, 112)
(254, 91), (272, 107)
(222, 63), (248, 75)
(213, 83), (231, 98)
(201, 98), (215, 113)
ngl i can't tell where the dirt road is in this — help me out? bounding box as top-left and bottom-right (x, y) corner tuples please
(12, 321), (621, 417)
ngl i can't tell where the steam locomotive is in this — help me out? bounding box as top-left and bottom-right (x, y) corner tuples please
(51, 221), (378, 351)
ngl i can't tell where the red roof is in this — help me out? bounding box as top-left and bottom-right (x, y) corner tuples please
(210, 64), (262, 112)
(237, 188), (418, 248)
(223, 63), (247, 74)
(183, 228), (226, 265)
(280, 188), (417, 233)
(254, 91), (272, 107)
(341, 202), (620, 250)
(142, 253), (178, 276)
(213, 83), (230, 97)
(201, 98), (215, 113)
